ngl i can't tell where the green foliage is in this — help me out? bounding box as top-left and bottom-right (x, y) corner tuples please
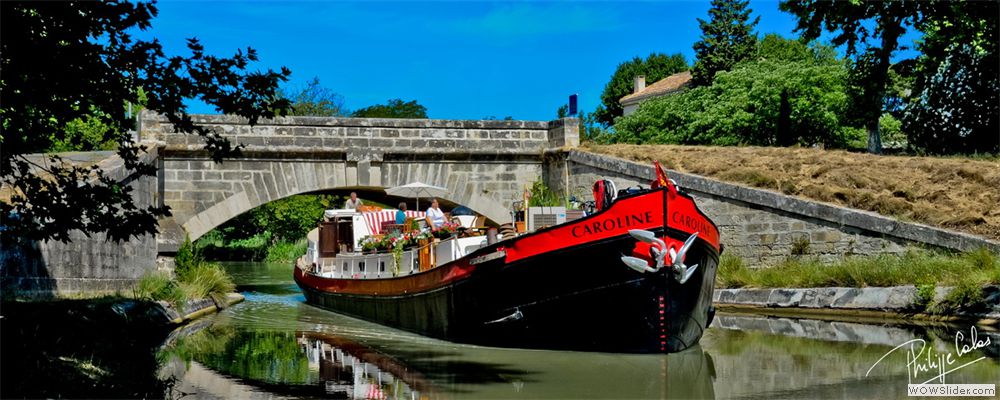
(2, 1), (291, 242)
(904, 43), (999, 155)
(351, 99), (427, 119)
(282, 77), (348, 117)
(753, 33), (838, 65)
(188, 329), (313, 385)
(913, 283), (936, 310)
(178, 263), (236, 305)
(175, 236), (201, 278)
(879, 114), (906, 149)
(251, 195), (333, 242)
(134, 272), (187, 307)
(195, 194), (333, 261)
(716, 253), (752, 288)
(615, 56), (852, 147)
(691, 0), (760, 86)
(593, 53), (688, 127)
(528, 178), (562, 207)
(716, 247), (999, 290)
(790, 236), (810, 256)
(47, 115), (120, 153)
(779, 0), (936, 153)
(174, 237), (236, 308)
(264, 239), (308, 263)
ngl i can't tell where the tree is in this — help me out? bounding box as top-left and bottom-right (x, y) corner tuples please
(903, 2), (999, 154)
(282, 77), (348, 117)
(779, 0), (932, 154)
(904, 44), (999, 154)
(593, 53), (688, 127)
(691, 0), (760, 86)
(351, 99), (427, 119)
(615, 44), (856, 148)
(753, 33), (837, 65)
(1, 1), (291, 242)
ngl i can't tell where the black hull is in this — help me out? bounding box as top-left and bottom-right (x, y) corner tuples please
(296, 233), (719, 353)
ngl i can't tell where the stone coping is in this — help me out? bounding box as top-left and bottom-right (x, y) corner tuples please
(157, 292), (245, 325)
(141, 112), (553, 130)
(713, 286), (1000, 322)
(569, 150), (1000, 253)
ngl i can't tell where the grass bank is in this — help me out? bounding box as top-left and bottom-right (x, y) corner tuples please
(717, 248), (1000, 313)
(133, 238), (236, 312)
(586, 144), (1000, 241)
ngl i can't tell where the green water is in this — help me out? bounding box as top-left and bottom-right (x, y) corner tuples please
(159, 262), (1000, 399)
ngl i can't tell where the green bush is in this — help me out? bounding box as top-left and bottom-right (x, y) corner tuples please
(615, 59), (853, 148)
(156, 235), (236, 308)
(134, 272), (187, 309)
(528, 178), (563, 207)
(913, 284), (936, 310)
(265, 239), (308, 263)
(178, 263), (236, 305)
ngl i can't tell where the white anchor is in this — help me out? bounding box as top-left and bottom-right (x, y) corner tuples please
(620, 229), (700, 284)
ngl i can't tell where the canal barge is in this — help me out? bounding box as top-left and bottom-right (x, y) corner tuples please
(294, 163), (721, 353)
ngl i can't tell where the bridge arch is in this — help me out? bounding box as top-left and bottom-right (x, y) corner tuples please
(171, 159), (519, 241)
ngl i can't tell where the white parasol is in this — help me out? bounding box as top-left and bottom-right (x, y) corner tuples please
(385, 182), (449, 210)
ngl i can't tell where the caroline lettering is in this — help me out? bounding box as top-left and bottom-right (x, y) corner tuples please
(572, 212), (653, 238)
(671, 211), (715, 237)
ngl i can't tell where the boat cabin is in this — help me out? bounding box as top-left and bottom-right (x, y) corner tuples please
(303, 207), (492, 279)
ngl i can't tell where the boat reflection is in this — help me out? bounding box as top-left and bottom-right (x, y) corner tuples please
(298, 331), (434, 399)
(297, 330), (717, 399)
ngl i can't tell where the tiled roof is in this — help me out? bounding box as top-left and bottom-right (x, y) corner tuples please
(619, 71), (692, 105)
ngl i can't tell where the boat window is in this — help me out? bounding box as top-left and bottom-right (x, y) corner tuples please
(358, 261), (365, 272)
(379, 261), (386, 272)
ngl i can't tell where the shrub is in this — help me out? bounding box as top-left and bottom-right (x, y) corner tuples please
(134, 272), (188, 309)
(913, 284), (936, 310)
(265, 239), (308, 263)
(614, 59), (854, 148)
(528, 178), (563, 207)
(177, 263), (236, 305)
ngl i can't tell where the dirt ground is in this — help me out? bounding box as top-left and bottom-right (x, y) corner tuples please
(585, 144), (1000, 242)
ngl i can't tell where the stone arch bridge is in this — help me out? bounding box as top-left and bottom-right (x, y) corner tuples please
(7, 112), (996, 297)
(140, 112), (580, 249)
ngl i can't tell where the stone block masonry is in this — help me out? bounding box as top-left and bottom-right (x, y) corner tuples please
(1, 147), (161, 298)
(140, 112), (580, 249)
(565, 151), (999, 266)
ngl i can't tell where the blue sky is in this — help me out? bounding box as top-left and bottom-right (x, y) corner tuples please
(141, 1), (920, 121)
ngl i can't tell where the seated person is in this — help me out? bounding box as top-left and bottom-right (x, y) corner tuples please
(425, 198), (446, 229)
(345, 192), (363, 209)
(395, 202), (408, 225)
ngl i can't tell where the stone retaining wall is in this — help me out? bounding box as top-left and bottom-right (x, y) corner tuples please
(566, 151), (1000, 265)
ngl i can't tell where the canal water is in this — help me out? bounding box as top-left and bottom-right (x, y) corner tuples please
(159, 262), (999, 399)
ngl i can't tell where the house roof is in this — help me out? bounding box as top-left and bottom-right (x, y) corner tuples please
(619, 71), (692, 105)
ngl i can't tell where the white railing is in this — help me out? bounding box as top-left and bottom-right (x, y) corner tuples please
(308, 236), (486, 280)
